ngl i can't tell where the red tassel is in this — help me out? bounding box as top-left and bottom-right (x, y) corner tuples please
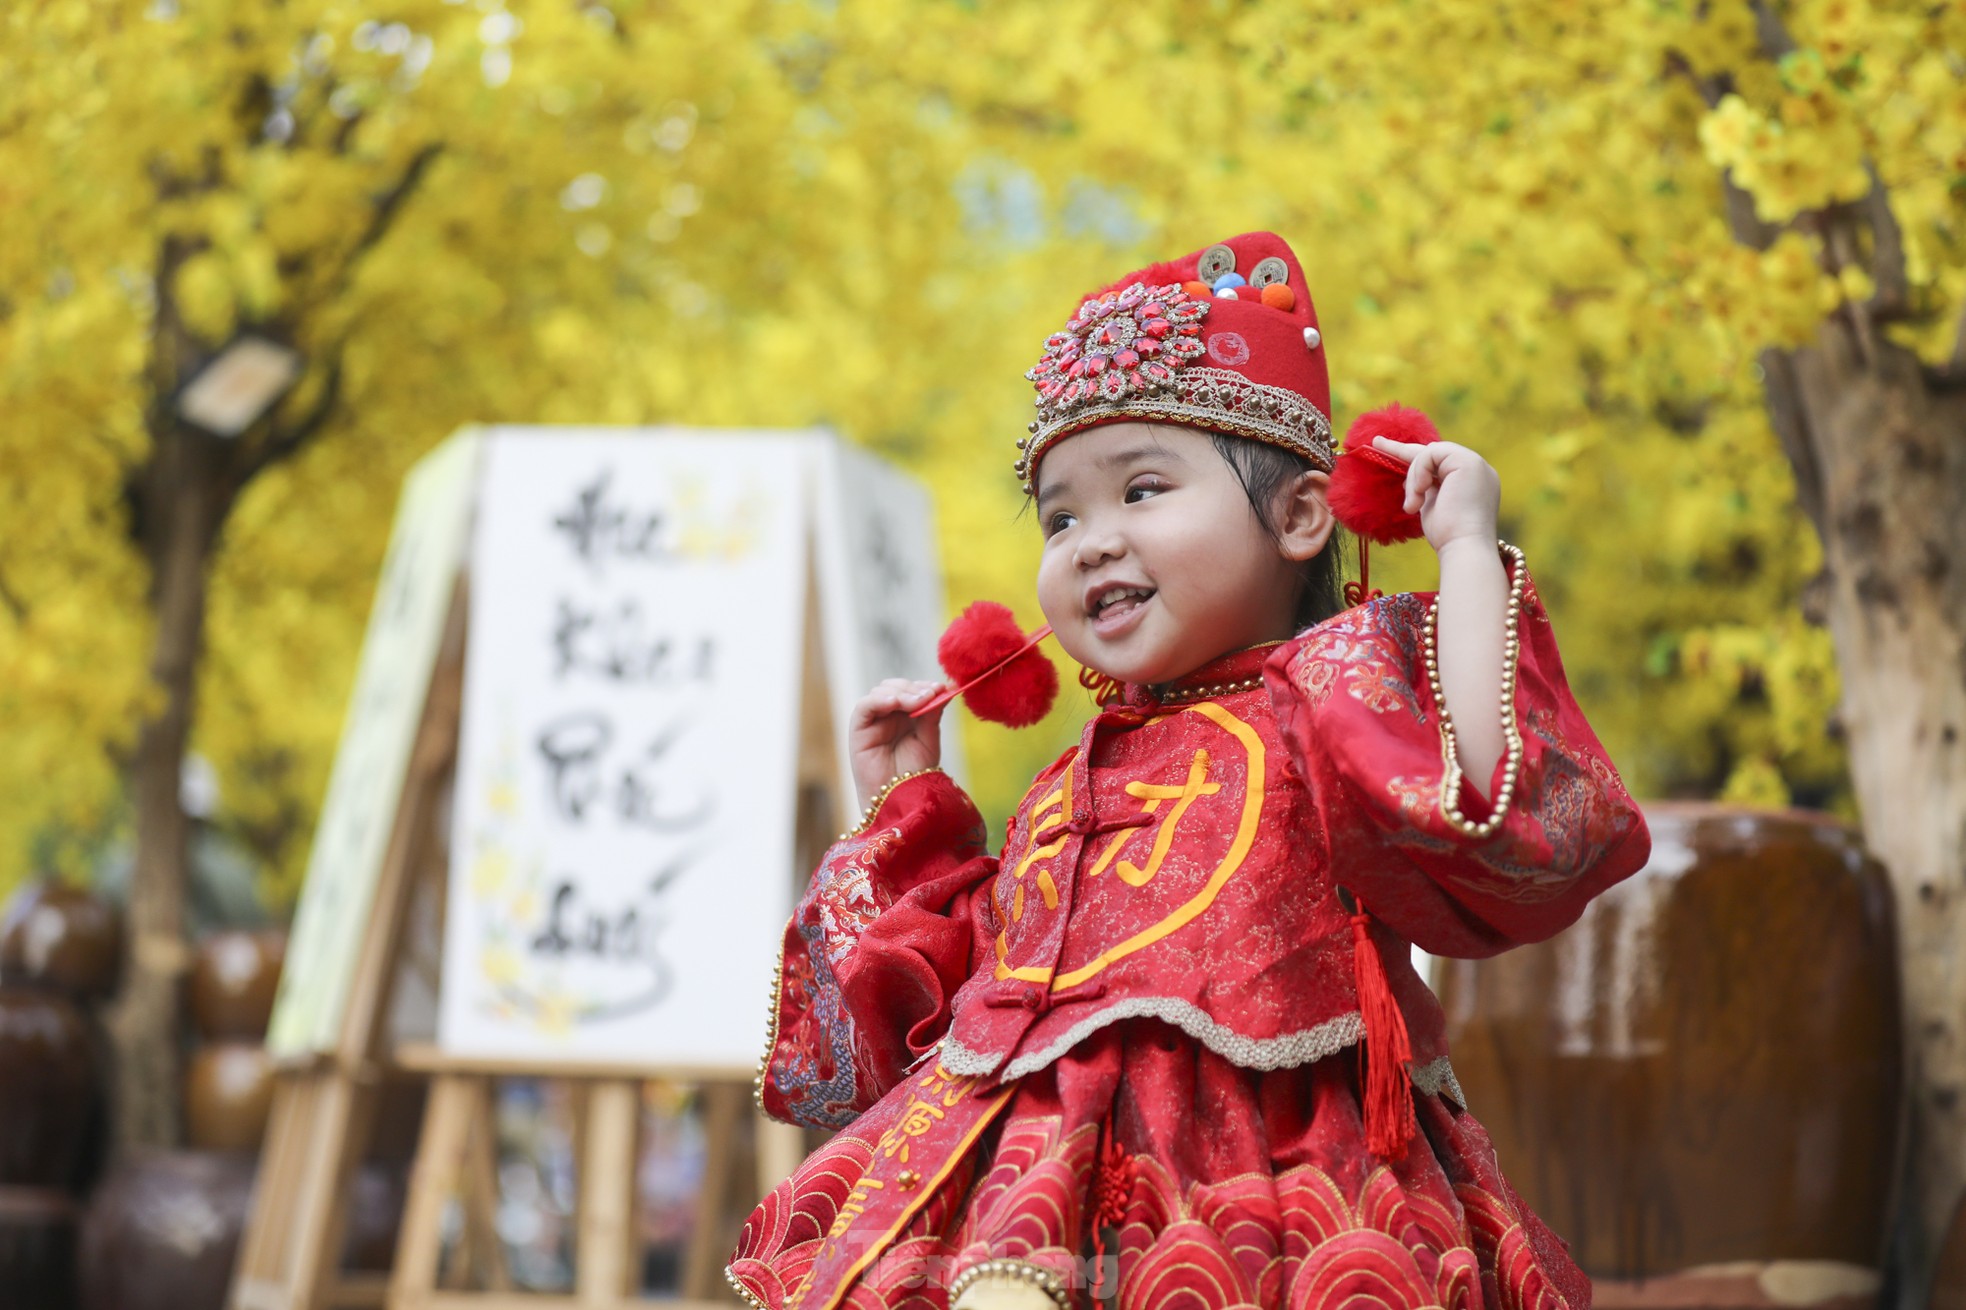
(1351, 910), (1417, 1160)
(1078, 664), (1124, 708)
(1090, 1112), (1134, 1301)
(1341, 539), (1382, 609)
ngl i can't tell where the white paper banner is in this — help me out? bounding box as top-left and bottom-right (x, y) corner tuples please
(439, 430), (805, 1067)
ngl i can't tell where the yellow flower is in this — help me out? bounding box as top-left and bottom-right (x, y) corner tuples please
(535, 991), (576, 1037)
(480, 945), (522, 987)
(1698, 95), (1762, 168)
(470, 849), (512, 898)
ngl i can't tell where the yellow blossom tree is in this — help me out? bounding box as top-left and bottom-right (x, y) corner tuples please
(5, 0), (1963, 1287)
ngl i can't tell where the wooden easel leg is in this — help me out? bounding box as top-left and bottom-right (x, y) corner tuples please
(230, 1073), (316, 1310)
(452, 1077), (510, 1292)
(233, 1068), (384, 1310)
(391, 1073), (480, 1309)
(575, 1079), (640, 1306)
(682, 1083), (745, 1300)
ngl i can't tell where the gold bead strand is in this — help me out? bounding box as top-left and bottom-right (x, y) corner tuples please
(1159, 673), (1265, 704)
(753, 939), (789, 1118)
(1424, 542), (1529, 840)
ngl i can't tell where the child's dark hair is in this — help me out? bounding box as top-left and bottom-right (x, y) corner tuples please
(1209, 433), (1347, 631)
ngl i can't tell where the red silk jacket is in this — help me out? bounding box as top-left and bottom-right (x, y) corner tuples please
(758, 573), (1649, 1130)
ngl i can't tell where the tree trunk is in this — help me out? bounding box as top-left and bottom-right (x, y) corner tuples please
(1761, 323), (1966, 1300)
(105, 422), (235, 1152)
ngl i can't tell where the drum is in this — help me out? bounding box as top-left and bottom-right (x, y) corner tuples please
(1437, 803), (1900, 1304)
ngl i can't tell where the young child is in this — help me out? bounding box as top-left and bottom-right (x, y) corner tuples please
(730, 232), (1650, 1310)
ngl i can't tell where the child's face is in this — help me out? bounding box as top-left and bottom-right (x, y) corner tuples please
(1033, 422), (1328, 687)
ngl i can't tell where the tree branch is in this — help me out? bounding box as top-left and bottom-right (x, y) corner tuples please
(236, 142), (442, 478)
(348, 143), (443, 269)
(241, 356), (345, 479)
(1661, 51), (1782, 251)
(1932, 307), (1966, 390)
(0, 564), (28, 624)
(1861, 163), (1910, 322)
(1757, 347), (1828, 538)
(1748, 0), (1800, 59)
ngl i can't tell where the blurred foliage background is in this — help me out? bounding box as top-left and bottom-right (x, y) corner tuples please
(9, 0), (1962, 905)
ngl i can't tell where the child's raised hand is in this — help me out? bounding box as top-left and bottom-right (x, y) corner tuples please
(1369, 436), (1501, 555)
(849, 679), (944, 812)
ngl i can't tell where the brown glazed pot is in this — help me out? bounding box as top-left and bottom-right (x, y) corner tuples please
(0, 1210), (75, 1310)
(1437, 804), (1901, 1297)
(0, 983), (97, 1187)
(77, 1150), (257, 1310)
(0, 882), (122, 1001)
(183, 1042), (276, 1153)
(187, 928), (287, 1041)
(0, 982), (96, 1309)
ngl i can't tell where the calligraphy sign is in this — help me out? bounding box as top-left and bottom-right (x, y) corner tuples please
(269, 432), (481, 1057)
(437, 430), (808, 1067)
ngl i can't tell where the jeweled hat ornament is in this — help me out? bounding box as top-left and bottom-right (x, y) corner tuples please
(916, 232), (1444, 728)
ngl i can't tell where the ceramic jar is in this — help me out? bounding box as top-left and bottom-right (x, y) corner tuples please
(1437, 804), (1901, 1308)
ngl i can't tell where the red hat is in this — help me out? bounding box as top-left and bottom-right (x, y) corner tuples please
(1017, 231), (1333, 494)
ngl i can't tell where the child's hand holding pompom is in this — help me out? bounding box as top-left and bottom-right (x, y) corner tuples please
(849, 679), (943, 812)
(1332, 405), (1500, 559)
(1368, 433), (1500, 557)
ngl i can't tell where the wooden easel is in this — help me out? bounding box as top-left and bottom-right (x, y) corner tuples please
(231, 586), (471, 1310)
(230, 579), (823, 1310)
(383, 1050), (759, 1309)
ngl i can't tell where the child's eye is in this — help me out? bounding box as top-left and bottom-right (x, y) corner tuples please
(1125, 478), (1167, 504)
(1044, 510), (1077, 538)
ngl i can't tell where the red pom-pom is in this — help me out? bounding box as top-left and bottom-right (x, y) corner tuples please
(936, 602), (1058, 729)
(1328, 404), (1441, 545)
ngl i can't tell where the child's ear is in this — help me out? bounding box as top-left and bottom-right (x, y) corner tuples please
(1276, 469), (1336, 563)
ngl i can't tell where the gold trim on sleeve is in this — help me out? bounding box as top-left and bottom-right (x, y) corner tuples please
(726, 1265), (771, 1310)
(1423, 541), (1528, 840)
(753, 935), (791, 1119)
(842, 766), (945, 840)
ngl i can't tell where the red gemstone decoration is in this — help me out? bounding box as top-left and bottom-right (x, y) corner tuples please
(1023, 282), (1213, 435)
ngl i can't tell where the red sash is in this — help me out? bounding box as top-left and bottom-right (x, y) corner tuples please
(787, 1061), (1017, 1310)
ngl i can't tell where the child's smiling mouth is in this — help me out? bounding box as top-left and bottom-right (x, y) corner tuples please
(1087, 583), (1157, 637)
